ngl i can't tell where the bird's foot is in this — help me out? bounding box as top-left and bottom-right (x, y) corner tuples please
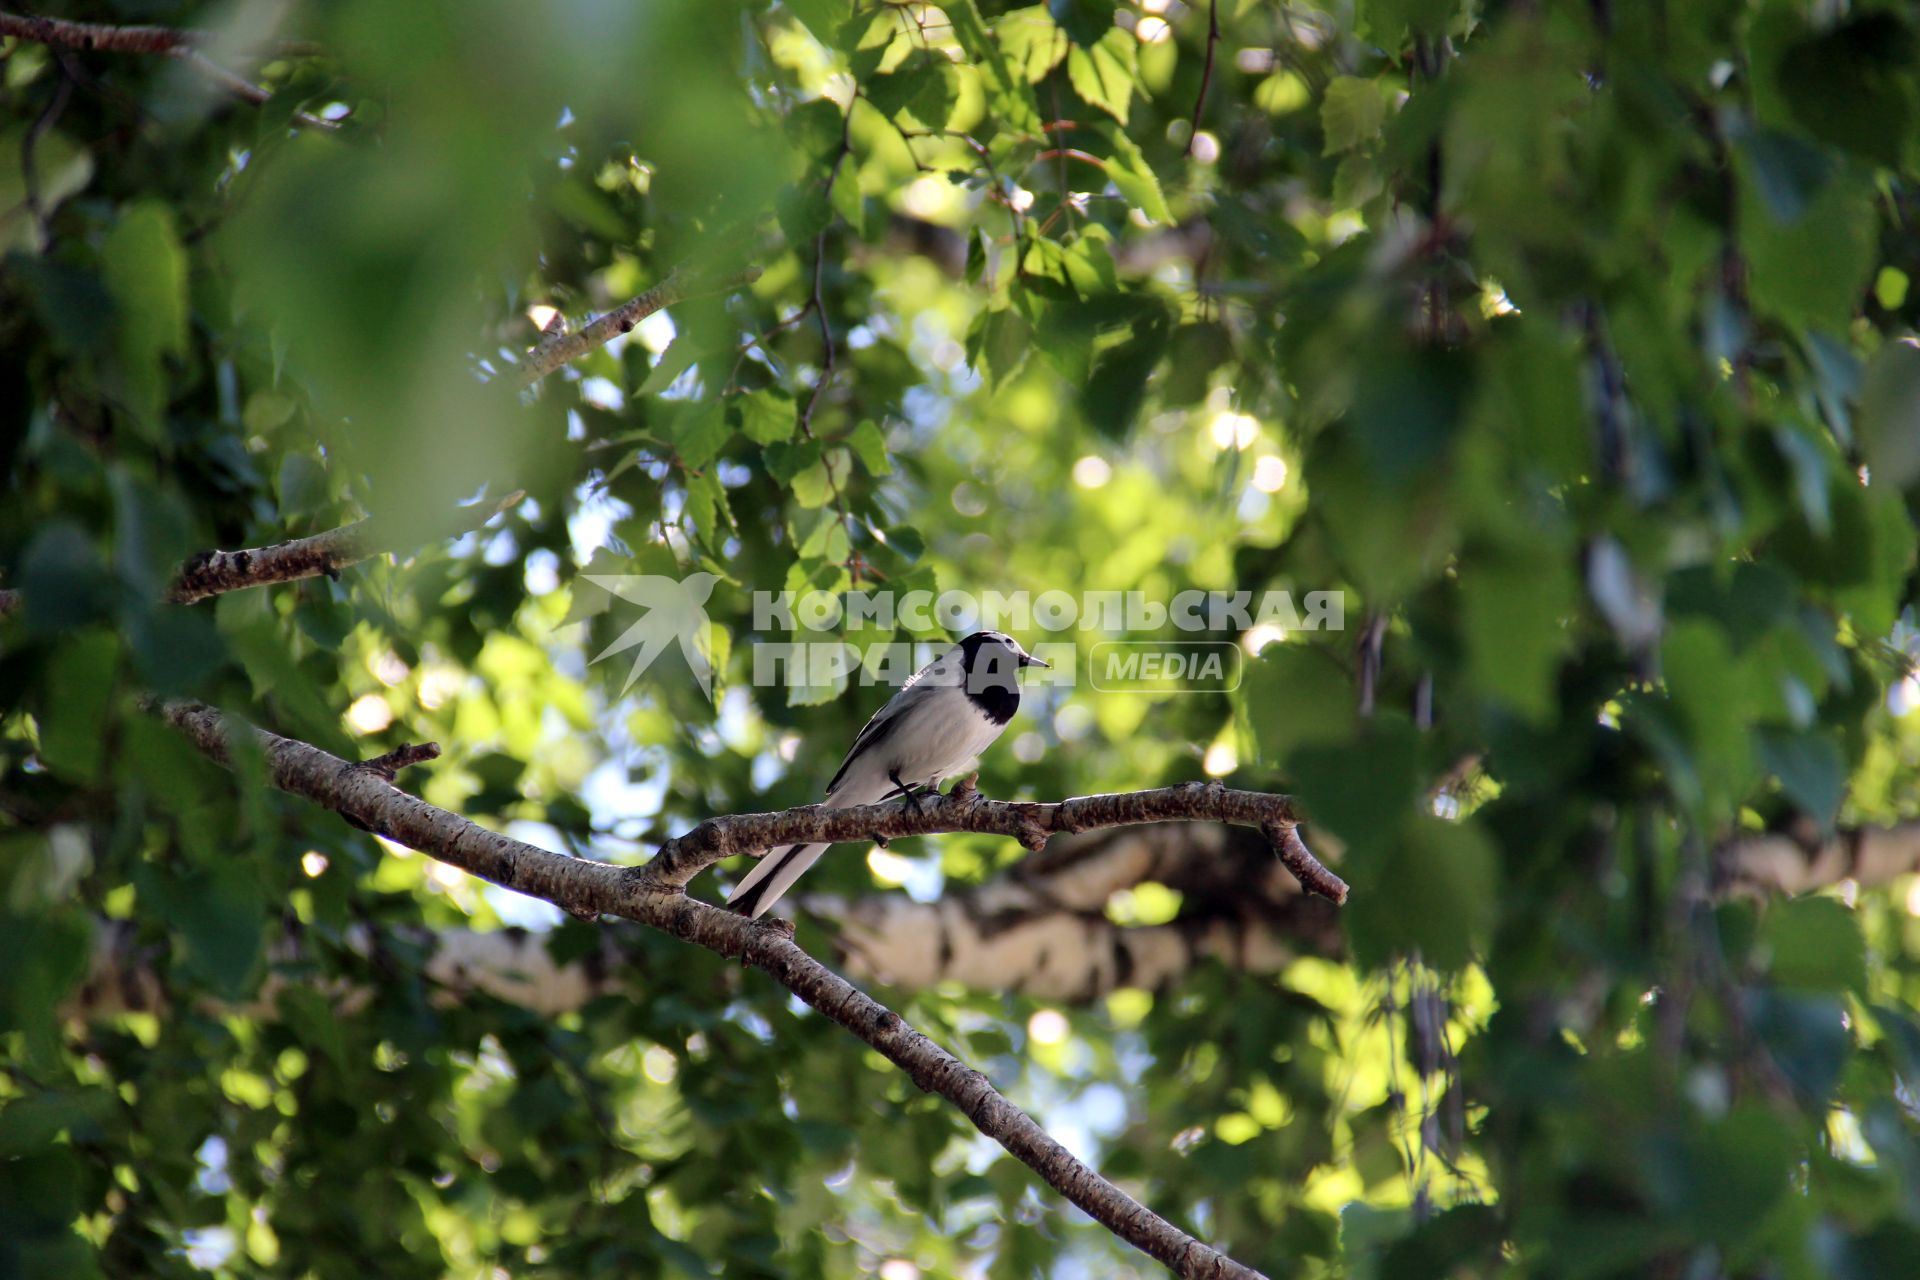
(947, 773), (980, 799)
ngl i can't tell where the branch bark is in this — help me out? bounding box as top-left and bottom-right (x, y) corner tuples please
(0, 11), (202, 54)
(0, 9), (338, 130)
(0, 494), (517, 620)
(153, 699), (1271, 1280)
(638, 775), (1340, 902)
(829, 822), (1343, 998)
(518, 265), (764, 387)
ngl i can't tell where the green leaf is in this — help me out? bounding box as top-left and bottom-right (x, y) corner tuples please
(140, 864), (266, 1002)
(763, 437), (821, 483)
(1289, 715), (1420, 851)
(776, 181), (833, 249)
(1160, 321), (1232, 407)
(37, 631), (118, 782)
(1347, 345), (1473, 484)
(1322, 76), (1387, 154)
(0, 126), (92, 254)
(1856, 339), (1920, 490)
(673, 399), (730, 469)
(865, 51), (956, 128)
(1081, 309), (1169, 438)
(1099, 123), (1172, 223)
(997, 6), (1066, 81)
(1066, 29), (1136, 123)
(1344, 815), (1498, 971)
(101, 203), (189, 428)
(684, 468), (735, 550)
(0, 1089), (115, 1158)
(1748, 992), (1851, 1103)
(956, 0), (1045, 128)
(1241, 644), (1359, 763)
(1775, 12), (1915, 168)
(792, 450), (847, 508)
(1740, 163), (1876, 328)
(1461, 553), (1575, 723)
(635, 334), (700, 396)
(1643, 1105), (1797, 1245)
(966, 305), (1032, 385)
(1756, 728), (1846, 831)
(831, 165), (866, 235)
(1759, 895), (1866, 994)
(1735, 126), (1838, 224)
(784, 0), (852, 50)
(848, 420), (892, 474)
(738, 388), (797, 444)
(1049, 0), (1114, 47)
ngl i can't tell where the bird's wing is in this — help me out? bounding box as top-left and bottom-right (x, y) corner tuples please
(823, 654), (959, 796)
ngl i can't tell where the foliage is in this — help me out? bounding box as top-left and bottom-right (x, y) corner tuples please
(5, 0), (1920, 1276)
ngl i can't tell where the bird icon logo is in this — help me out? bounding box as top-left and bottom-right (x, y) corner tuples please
(581, 572), (720, 698)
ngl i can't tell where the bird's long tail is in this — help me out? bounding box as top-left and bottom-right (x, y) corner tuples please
(727, 788), (874, 919)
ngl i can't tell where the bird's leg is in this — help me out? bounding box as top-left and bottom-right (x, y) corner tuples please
(884, 769), (932, 814)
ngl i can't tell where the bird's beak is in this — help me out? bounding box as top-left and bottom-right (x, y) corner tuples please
(1019, 651), (1049, 669)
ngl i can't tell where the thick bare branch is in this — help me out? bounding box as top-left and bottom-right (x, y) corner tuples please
(153, 699), (1269, 1280)
(638, 775), (1341, 903)
(72, 916), (622, 1021)
(827, 823), (1342, 998)
(518, 266), (763, 387)
(1717, 820), (1920, 897)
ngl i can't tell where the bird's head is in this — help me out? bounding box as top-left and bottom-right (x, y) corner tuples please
(958, 630), (1048, 674)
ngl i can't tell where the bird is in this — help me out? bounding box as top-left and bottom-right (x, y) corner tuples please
(728, 630), (1049, 919)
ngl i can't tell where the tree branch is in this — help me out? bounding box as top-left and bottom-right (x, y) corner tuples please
(153, 699), (1271, 1280)
(828, 822), (1343, 998)
(636, 774), (1341, 903)
(0, 9), (338, 130)
(1182, 0), (1220, 157)
(0, 493), (518, 620)
(0, 11), (201, 54)
(518, 265), (763, 387)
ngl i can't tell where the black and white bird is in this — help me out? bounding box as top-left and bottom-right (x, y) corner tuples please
(728, 630), (1048, 919)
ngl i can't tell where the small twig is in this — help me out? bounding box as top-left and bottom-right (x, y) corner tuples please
(799, 100), (856, 434)
(518, 266), (762, 387)
(1268, 823), (1348, 905)
(358, 742), (441, 781)
(1183, 0), (1220, 157)
(172, 47), (338, 131)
